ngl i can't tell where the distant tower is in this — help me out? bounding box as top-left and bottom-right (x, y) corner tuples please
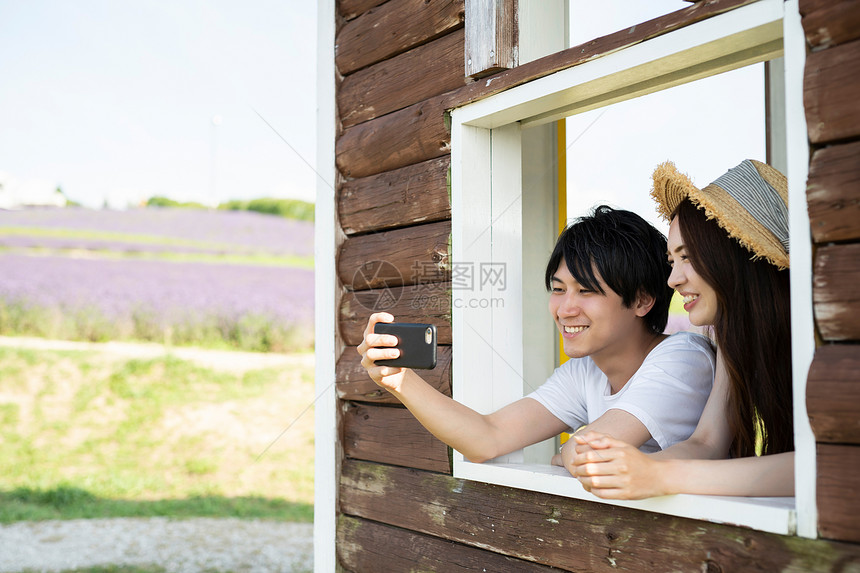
(210, 114), (222, 208)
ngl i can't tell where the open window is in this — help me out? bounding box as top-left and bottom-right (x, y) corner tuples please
(450, 0), (814, 536)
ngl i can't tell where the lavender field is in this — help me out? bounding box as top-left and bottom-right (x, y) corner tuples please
(0, 207), (314, 352)
(0, 208), (313, 257)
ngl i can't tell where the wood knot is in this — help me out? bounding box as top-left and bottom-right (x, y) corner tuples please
(704, 559), (722, 573)
(606, 531), (617, 542)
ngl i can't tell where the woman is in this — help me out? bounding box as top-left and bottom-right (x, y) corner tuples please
(569, 159), (794, 498)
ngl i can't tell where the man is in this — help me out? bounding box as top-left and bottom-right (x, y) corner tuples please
(358, 205), (714, 476)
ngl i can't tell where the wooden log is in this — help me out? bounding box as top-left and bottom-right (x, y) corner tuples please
(807, 140), (860, 243)
(336, 95), (451, 179)
(334, 0), (758, 179)
(804, 39), (860, 145)
(338, 156), (451, 235)
(339, 29), (467, 128)
(337, 516), (559, 572)
(336, 0), (465, 75)
(337, 0), (386, 21)
(340, 458), (860, 571)
(465, 0), (517, 78)
(813, 243), (860, 341)
(818, 444), (860, 543)
(338, 221), (451, 290)
(800, 0), (860, 49)
(336, 345), (452, 403)
(807, 344), (860, 444)
(340, 283), (452, 346)
(341, 403), (450, 473)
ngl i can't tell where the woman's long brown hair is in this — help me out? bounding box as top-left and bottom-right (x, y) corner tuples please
(675, 199), (793, 457)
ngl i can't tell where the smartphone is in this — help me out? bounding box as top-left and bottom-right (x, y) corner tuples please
(373, 322), (437, 369)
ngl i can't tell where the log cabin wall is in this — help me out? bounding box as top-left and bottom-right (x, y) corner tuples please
(331, 0), (860, 570)
(801, 0), (860, 545)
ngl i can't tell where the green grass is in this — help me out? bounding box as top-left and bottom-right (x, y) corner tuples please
(0, 487), (312, 523)
(0, 345), (315, 523)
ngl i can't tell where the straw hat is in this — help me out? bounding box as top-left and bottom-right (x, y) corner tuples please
(651, 159), (789, 269)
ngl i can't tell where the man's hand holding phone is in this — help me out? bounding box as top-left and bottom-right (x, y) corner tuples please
(358, 313), (437, 395)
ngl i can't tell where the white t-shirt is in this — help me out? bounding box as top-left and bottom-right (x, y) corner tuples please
(526, 331), (715, 453)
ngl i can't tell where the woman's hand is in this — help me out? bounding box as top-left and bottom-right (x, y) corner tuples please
(356, 312), (408, 393)
(571, 431), (671, 500)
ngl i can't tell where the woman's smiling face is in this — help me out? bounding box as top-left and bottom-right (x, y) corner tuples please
(666, 216), (718, 326)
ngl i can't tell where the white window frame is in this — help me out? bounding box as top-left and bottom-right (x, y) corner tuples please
(450, 0), (815, 537)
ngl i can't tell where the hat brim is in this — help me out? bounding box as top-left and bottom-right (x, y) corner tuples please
(651, 161), (789, 270)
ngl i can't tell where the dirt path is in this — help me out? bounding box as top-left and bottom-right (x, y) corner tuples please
(0, 335), (313, 373)
(0, 518), (313, 572)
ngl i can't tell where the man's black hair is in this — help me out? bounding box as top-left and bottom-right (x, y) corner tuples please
(544, 205), (672, 334)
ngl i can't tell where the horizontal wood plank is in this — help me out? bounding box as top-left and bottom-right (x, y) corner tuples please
(341, 403), (450, 473)
(807, 140), (860, 243)
(340, 283), (452, 346)
(336, 95), (451, 179)
(339, 29), (467, 128)
(337, 0), (387, 21)
(338, 156), (451, 235)
(336, 345), (452, 403)
(336, 0), (465, 75)
(800, 0), (860, 48)
(818, 444), (860, 543)
(337, 516), (558, 572)
(804, 39), (860, 145)
(340, 458), (860, 571)
(338, 221), (451, 290)
(813, 243), (860, 341)
(807, 344), (860, 444)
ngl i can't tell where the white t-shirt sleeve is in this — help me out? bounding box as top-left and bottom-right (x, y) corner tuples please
(526, 332), (715, 452)
(605, 332), (715, 450)
(525, 358), (596, 433)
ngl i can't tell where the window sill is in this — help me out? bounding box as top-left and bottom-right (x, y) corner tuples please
(454, 459), (796, 535)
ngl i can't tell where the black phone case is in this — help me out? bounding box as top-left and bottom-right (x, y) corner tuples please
(374, 322), (437, 369)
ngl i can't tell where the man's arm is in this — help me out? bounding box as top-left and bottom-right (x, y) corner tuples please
(359, 312), (568, 462)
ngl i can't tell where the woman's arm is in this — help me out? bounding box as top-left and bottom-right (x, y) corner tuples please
(573, 436), (794, 498)
(570, 352), (794, 498)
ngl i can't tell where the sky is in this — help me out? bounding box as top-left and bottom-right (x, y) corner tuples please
(0, 1), (764, 217)
(565, 0), (766, 234)
(0, 1), (318, 209)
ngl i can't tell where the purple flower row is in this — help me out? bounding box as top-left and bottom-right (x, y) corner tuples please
(0, 207), (313, 257)
(0, 254), (314, 328)
(0, 235), (242, 256)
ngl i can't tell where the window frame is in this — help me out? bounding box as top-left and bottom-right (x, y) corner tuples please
(449, 0), (815, 537)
